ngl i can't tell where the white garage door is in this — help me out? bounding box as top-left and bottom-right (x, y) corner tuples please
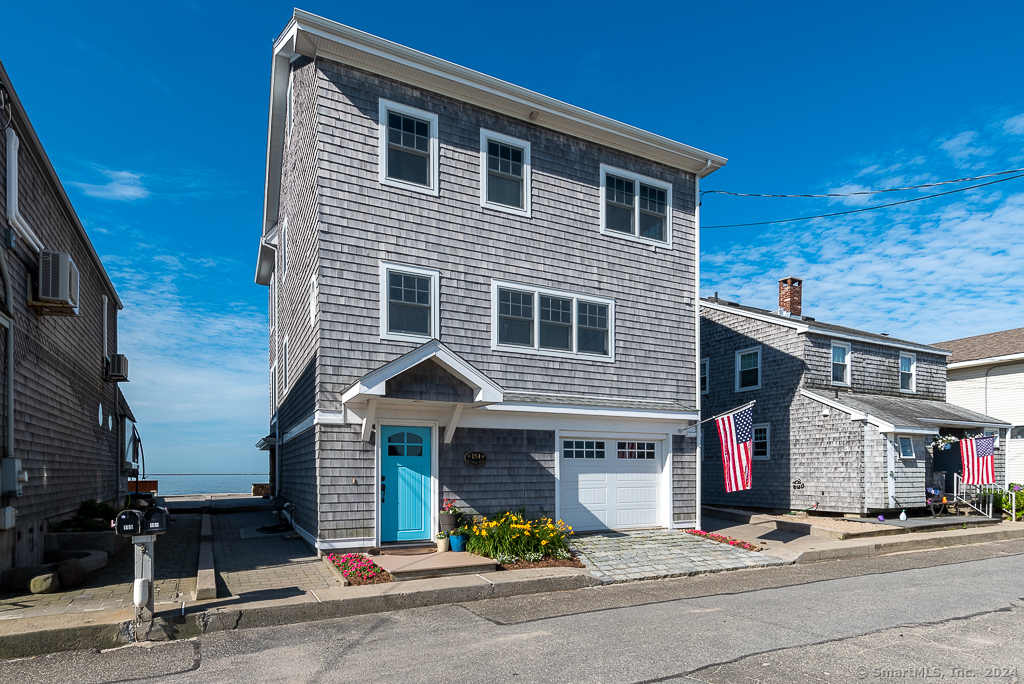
(559, 439), (662, 532)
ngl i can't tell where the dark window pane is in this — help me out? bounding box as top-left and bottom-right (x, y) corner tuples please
(833, 363), (846, 383)
(487, 173), (523, 208)
(901, 373), (912, 390)
(387, 147), (429, 186)
(739, 367), (759, 388)
(606, 203), (633, 234)
(389, 302), (430, 335)
(540, 322), (571, 350)
(499, 317), (532, 346)
(578, 327), (607, 355)
(388, 445), (403, 456)
(639, 211), (665, 241)
(540, 296), (572, 324)
(606, 175), (634, 206)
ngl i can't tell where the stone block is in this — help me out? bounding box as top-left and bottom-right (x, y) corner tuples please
(29, 572), (60, 594)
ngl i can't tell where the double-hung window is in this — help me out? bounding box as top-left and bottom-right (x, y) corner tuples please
(735, 347), (761, 391)
(492, 281), (614, 361)
(753, 424), (770, 460)
(898, 436), (915, 460)
(899, 352), (916, 393)
(379, 262), (440, 341)
(700, 359), (709, 395)
(831, 341), (851, 386)
(480, 129), (531, 216)
(378, 99), (440, 195)
(600, 165), (672, 245)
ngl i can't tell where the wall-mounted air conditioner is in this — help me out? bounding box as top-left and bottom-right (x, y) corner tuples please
(37, 250), (80, 313)
(107, 353), (129, 382)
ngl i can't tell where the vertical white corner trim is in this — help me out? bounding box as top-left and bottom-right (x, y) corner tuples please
(361, 397), (377, 441)
(694, 167), (703, 532)
(101, 295), (109, 360)
(444, 403), (463, 444)
(5, 128), (44, 253)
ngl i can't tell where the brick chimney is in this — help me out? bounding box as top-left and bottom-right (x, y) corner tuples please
(778, 277), (803, 317)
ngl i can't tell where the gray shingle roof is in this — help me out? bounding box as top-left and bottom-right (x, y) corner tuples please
(803, 390), (1010, 429)
(932, 327), (1024, 364)
(503, 393), (695, 412)
(702, 298), (944, 352)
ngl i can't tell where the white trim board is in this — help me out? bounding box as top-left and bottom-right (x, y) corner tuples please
(947, 352), (1024, 370)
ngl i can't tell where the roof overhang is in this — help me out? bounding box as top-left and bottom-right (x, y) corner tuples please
(256, 10), (728, 283)
(256, 435), (278, 450)
(947, 352), (1024, 370)
(341, 339), (504, 405)
(917, 418), (1011, 430)
(800, 389), (1010, 435)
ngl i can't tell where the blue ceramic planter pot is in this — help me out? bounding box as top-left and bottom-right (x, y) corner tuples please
(449, 534), (467, 552)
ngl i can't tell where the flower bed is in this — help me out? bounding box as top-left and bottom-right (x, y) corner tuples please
(464, 511), (573, 565)
(326, 553), (392, 585)
(685, 529), (762, 552)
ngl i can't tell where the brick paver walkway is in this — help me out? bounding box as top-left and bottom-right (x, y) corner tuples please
(212, 511), (337, 598)
(0, 514), (201, 619)
(570, 529), (788, 583)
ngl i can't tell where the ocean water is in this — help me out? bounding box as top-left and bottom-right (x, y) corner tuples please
(144, 474), (268, 496)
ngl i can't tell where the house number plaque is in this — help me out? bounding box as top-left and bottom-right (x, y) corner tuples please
(464, 452), (486, 467)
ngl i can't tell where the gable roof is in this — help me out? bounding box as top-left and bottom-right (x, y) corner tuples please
(255, 9), (727, 284)
(933, 327), (1024, 366)
(701, 298), (950, 357)
(802, 389), (1010, 433)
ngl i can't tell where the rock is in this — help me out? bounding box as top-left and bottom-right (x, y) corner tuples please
(8, 565), (53, 592)
(56, 559), (88, 588)
(29, 572), (60, 594)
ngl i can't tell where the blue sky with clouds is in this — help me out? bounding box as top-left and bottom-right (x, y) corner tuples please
(2, 2), (1022, 474)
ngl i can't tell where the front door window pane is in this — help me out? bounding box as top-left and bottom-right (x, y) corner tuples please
(577, 302), (608, 355)
(498, 289), (533, 346)
(389, 272), (430, 335)
(539, 295), (572, 350)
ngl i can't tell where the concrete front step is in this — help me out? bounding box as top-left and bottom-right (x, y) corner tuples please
(373, 551), (498, 581)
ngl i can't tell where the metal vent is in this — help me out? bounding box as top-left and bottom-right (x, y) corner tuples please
(37, 249), (80, 312)
(107, 353), (129, 382)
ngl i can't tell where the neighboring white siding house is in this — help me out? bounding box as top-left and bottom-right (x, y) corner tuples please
(937, 328), (1024, 486)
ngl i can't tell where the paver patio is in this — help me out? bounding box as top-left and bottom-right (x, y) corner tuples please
(570, 528), (789, 583)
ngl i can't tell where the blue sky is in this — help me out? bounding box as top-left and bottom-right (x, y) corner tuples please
(3, 2), (1022, 474)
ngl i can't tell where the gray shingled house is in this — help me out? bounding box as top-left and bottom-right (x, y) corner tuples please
(253, 10), (726, 551)
(700, 277), (1009, 515)
(0, 62), (136, 570)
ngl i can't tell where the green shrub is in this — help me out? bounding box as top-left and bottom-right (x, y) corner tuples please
(991, 484), (1024, 521)
(78, 500), (117, 521)
(463, 511), (573, 561)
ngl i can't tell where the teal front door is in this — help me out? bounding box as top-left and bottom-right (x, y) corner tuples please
(380, 426), (432, 542)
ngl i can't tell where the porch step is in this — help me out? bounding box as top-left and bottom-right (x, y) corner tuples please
(374, 551), (498, 581)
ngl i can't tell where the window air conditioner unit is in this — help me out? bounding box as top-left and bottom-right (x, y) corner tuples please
(107, 353), (129, 382)
(38, 250), (80, 312)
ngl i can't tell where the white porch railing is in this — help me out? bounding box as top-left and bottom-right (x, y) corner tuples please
(953, 474), (1018, 521)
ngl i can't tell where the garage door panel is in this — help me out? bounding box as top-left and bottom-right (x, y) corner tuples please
(616, 472), (658, 481)
(560, 438), (662, 532)
(617, 509), (657, 527)
(616, 487), (657, 504)
(578, 488), (607, 505)
(578, 473), (608, 481)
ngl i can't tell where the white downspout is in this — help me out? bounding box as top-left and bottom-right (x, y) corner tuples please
(6, 128), (44, 254)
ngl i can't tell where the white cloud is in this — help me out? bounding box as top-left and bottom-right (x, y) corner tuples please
(939, 131), (994, 163)
(71, 169), (150, 201)
(1004, 113), (1024, 136)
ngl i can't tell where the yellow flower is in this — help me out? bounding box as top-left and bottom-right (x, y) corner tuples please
(542, 540), (548, 545)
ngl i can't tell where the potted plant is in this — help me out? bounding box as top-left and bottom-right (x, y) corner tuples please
(435, 531), (449, 553)
(449, 525), (470, 553)
(439, 498), (461, 534)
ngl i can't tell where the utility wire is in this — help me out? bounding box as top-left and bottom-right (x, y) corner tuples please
(699, 167), (1024, 202)
(700, 173), (1024, 230)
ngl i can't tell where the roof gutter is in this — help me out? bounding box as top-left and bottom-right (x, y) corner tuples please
(947, 352), (1024, 370)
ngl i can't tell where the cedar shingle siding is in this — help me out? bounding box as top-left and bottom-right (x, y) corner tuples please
(0, 65), (131, 570)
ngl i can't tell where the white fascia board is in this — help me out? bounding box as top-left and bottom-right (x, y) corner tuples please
(917, 418), (1011, 429)
(947, 352), (1024, 370)
(800, 389), (898, 432)
(887, 426), (941, 436)
(701, 301), (809, 333)
(482, 402), (698, 421)
(283, 10), (726, 176)
(805, 327), (950, 357)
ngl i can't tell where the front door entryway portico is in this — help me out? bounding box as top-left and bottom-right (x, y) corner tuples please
(381, 426), (432, 542)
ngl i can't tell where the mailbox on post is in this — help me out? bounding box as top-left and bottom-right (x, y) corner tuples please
(143, 507), (168, 534)
(116, 510), (142, 536)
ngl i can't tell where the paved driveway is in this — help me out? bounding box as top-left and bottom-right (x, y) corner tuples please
(570, 528), (788, 583)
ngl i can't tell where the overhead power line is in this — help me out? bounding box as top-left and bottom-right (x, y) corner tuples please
(699, 167), (1024, 202)
(700, 173), (1024, 230)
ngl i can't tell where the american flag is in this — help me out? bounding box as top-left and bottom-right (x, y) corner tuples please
(716, 405), (753, 493)
(961, 435), (995, 485)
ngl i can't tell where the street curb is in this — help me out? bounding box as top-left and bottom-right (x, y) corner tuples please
(785, 525), (1024, 563)
(0, 569), (600, 658)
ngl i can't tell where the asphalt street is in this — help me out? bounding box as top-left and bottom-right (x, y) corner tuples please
(3, 539), (1024, 684)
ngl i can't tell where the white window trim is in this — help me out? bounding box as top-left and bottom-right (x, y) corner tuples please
(897, 435), (916, 460)
(899, 352), (916, 394)
(270, 362), (278, 420)
(599, 164), (673, 247)
(478, 128), (531, 218)
(281, 218), (289, 279)
(286, 69), (294, 139)
(378, 99), (440, 197)
(700, 358), (709, 395)
(309, 272), (318, 328)
(983, 428), (1000, 448)
(490, 279), (615, 363)
(735, 346), (761, 392)
(379, 261), (441, 343)
(752, 423), (770, 461)
(282, 337), (289, 390)
(831, 340), (852, 387)
(269, 275), (276, 332)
